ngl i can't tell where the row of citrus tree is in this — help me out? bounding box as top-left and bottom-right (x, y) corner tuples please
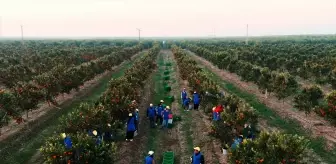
(187, 44), (336, 125)
(40, 44), (160, 163)
(0, 41), (138, 87)
(172, 45), (309, 164)
(0, 45), (142, 133)
(181, 40), (336, 88)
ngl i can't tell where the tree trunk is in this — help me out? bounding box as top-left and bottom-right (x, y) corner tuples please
(265, 89), (268, 99)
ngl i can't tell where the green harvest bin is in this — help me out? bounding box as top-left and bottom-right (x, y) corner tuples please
(166, 96), (174, 103)
(167, 122), (173, 128)
(173, 115), (182, 122)
(165, 63), (172, 66)
(164, 86), (172, 92)
(164, 71), (170, 75)
(163, 76), (170, 80)
(162, 151), (174, 164)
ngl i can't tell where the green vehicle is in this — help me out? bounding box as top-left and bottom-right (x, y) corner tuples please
(162, 151), (174, 164)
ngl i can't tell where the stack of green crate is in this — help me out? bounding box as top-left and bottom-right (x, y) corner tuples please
(163, 76), (170, 80)
(162, 151), (174, 164)
(164, 85), (172, 92)
(166, 95), (174, 103)
(165, 63), (172, 67)
(164, 70), (170, 75)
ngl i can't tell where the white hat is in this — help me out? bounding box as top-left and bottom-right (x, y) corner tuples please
(212, 107), (216, 111)
(129, 113), (133, 116)
(136, 109), (139, 111)
(93, 130), (98, 136)
(61, 133), (66, 139)
(166, 106), (170, 109)
(107, 123), (111, 127)
(194, 91), (196, 93)
(160, 100), (164, 103)
(148, 151), (154, 155)
(150, 103), (153, 107)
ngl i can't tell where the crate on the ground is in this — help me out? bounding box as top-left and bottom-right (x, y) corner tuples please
(162, 151), (174, 164)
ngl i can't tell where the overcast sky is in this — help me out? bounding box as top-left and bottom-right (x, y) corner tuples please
(0, 0), (335, 37)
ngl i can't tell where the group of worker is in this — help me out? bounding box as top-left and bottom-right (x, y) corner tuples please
(144, 89), (205, 164)
(146, 100), (173, 129)
(181, 88), (201, 111)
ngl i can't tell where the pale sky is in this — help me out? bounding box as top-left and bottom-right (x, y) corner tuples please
(0, 0), (335, 37)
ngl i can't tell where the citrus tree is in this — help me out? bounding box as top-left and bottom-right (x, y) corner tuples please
(293, 85), (324, 115)
(228, 132), (309, 164)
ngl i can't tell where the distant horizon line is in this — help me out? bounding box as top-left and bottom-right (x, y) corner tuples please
(0, 33), (336, 40)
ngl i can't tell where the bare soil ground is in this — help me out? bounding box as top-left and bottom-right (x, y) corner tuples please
(0, 54), (142, 141)
(170, 50), (227, 164)
(163, 50), (187, 163)
(189, 51), (336, 147)
(115, 71), (154, 164)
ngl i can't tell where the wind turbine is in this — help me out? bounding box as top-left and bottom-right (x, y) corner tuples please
(136, 28), (141, 43)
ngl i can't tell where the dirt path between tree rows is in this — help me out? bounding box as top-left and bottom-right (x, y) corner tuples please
(169, 50), (227, 164)
(115, 69), (155, 164)
(163, 50), (186, 164)
(0, 53), (142, 141)
(188, 51), (336, 147)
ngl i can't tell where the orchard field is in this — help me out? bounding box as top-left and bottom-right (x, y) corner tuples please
(1, 36), (336, 164)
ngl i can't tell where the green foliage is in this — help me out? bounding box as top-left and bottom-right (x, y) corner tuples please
(40, 133), (117, 164)
(0, 44), (143, 127)
(294, 85), (324, 115)
(228, 132), (309, 164)
(40, 44), (161, 163)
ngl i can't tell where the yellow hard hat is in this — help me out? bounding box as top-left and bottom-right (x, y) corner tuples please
(61, 133), (66, 139)
(194, 147), (201, 151)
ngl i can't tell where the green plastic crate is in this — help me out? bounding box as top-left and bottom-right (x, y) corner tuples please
(167, 122), (173, 128)
(164, 86), (171, 92)
(163, 76), (170, 80)
(173, 115), (181, 122)
(166, 96), (174, 102)
(163, 71), (170, 75)
(162, 151), (174, 164)
(165, 63), (172, 66)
